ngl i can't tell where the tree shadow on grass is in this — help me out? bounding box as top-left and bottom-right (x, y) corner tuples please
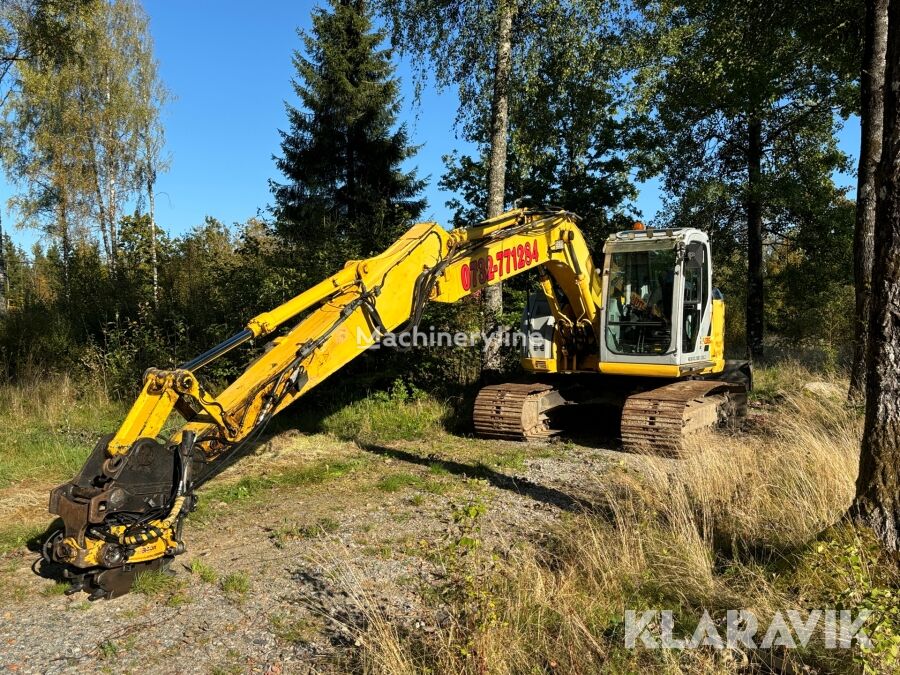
(357, 441), (615, 519)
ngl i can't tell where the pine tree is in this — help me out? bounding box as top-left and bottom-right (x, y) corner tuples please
(271, 0), (425, 281)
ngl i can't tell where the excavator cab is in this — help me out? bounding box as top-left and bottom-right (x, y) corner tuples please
(509, 223), (741, 449)
(598, 227), (723, 376)
(520, 224), (724, 377)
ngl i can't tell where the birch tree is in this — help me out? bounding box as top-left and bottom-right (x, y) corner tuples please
(1, 0), (167, 286)
(380, 0), (615, 371)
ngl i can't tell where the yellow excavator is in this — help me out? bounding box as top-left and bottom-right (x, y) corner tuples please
(44, 208), (750, 598)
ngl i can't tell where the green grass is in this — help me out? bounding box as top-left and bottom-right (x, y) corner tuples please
(377, 471), (448, 495)
(166, 590), (192, 607)
(271, 516), (341, 548)
(377, 472), (423, 492)
(270, 613), (323, 644)
(0, 376), (127, 487)
(751, 360), (847, 404)
(192, 459), (364, 523)
(97, 639), (119, 659)
(0, 522), (47, 554)
(220, 572), (250, 598)
(319, 388), (448, 443)
(428, 462), (450, 476)
(131, 569), (180, 596)
(42, 581), (71, 596)
(189, 558), (218, 583)
(478, 448), (526, 471)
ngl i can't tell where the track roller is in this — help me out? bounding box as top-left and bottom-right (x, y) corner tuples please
(473, 383), (568, 440)
(620, 379), (747, 455)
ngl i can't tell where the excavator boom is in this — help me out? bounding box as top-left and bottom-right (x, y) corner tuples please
(45, 209), (601, 598)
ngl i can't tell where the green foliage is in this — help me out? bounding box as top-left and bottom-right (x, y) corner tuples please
(807, 534), (900, 673)
(424, 500), (501, 659)
(1, 0), (167, 274)
(636, 0), (861, 358)
(272, 0), (425, 282)
(0, 214), (301, 395)
(79, 306), (174, 398)
(220, 571), (250, 598)
(765, 197), (856, 367)
(189, 558), (218, 584)
(1, 2), (91, 76)
(409, 0), (644, 240)
(318, 378), (448, 443)
(404, 299), (484, 389)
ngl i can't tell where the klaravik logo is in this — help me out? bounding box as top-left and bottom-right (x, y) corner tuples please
(624, 609), (872, 650)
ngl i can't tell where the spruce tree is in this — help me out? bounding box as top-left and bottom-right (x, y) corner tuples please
(271, 0), (426, 281)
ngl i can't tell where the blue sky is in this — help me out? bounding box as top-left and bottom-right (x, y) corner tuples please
(0, 1), (861, 251)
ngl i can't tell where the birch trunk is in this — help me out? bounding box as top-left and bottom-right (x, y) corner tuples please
(482, 0), (514, 373)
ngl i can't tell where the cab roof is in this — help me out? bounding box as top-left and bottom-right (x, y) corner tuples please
(603, 227), (707, 253)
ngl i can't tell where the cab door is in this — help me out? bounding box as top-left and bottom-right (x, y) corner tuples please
(676, 239), (713, 367)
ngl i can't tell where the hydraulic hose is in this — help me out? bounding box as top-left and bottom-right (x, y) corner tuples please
(119, 432), (195, 547)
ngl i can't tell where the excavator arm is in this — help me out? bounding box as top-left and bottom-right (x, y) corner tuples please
(45, 208), (601, 598)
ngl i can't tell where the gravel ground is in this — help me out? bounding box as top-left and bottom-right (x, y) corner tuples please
(0, 432), (628, 674)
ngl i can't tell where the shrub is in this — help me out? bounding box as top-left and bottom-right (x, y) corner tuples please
(319, 378), (449, 443)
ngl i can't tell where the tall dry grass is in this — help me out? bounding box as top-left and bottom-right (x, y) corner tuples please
(0, 373), (127, 551)
(346, 364), (896, 673)
(0, 373), (124, 487)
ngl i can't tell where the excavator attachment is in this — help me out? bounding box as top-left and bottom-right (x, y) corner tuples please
(45, 431), (195, 599)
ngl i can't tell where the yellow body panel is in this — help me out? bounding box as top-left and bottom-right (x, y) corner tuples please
(435, 213), (602, 333)
(520, 357), (558, 372)
(58, 522), (177, 567)
(707, 298), (726, 373)
(598, 362), (683, 377)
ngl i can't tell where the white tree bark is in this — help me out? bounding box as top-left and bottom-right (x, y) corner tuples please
(482, 0), (514, 373)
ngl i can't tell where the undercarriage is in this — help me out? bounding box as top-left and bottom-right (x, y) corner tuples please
(472, 364), (750, 455)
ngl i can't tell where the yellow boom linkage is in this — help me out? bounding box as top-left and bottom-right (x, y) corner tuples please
(46, 209), (601, 598)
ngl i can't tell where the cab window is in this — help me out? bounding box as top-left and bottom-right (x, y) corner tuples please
(682, 242), (708, 353)
(605, 249), (676, 354)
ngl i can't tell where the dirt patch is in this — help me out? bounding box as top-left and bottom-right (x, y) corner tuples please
(0, 480), (56, 528)
(0, 429), (626, 673)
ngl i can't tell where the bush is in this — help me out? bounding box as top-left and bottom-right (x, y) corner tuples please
(319, 378), (449, 444)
